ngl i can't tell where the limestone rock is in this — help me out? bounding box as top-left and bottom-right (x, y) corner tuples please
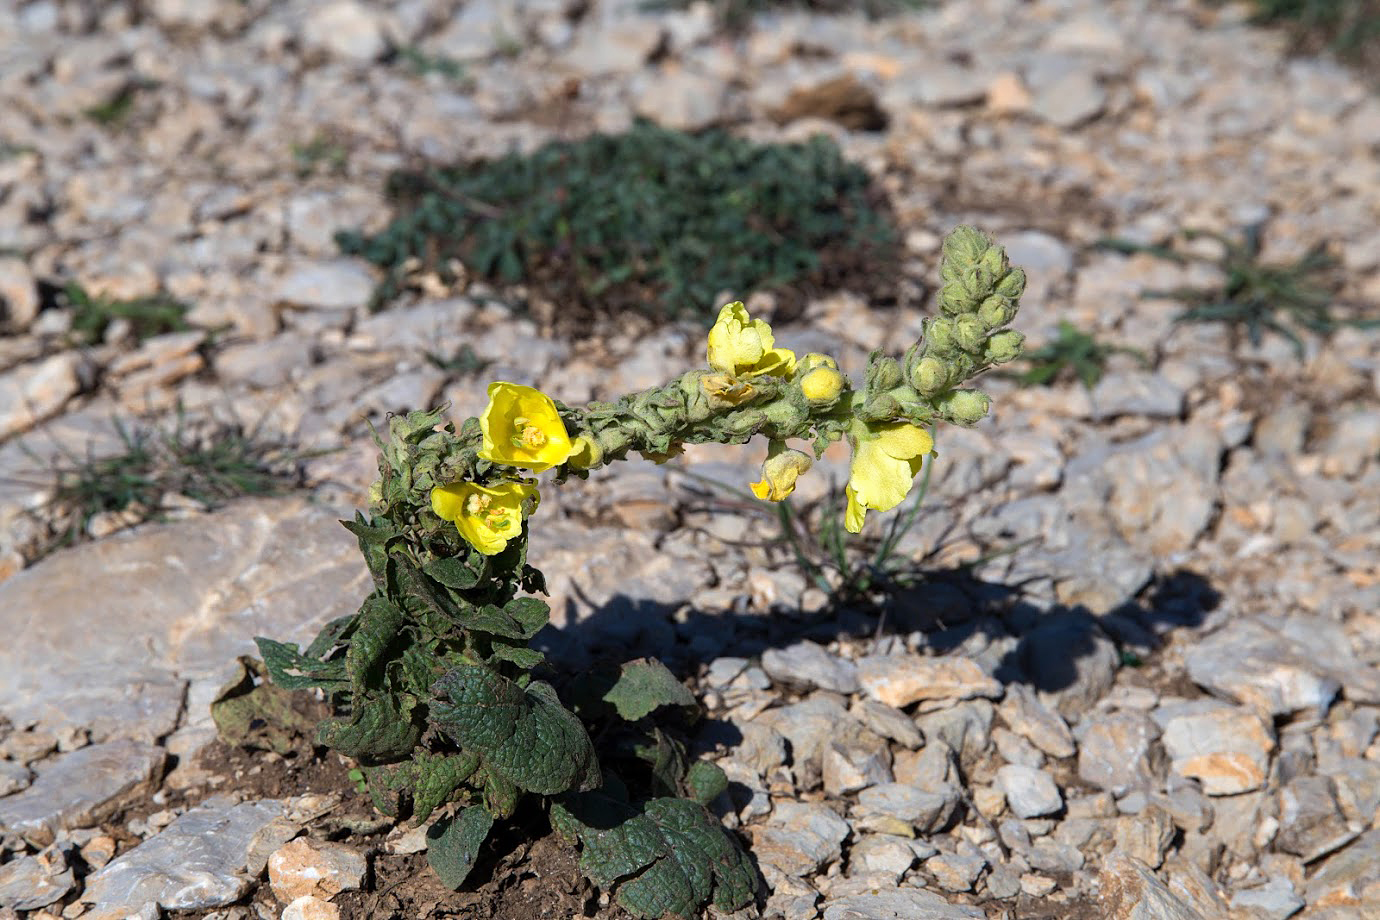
(0, 741), (165, 838)
(1156, 700), (1275, 796)
(856, 655), (1001, 709)
(268, 838), (367, 902)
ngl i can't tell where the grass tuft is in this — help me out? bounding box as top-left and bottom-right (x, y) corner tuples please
(1013, 321), (1148, 389)
(1099, 223), (1378, 358)
(641, 0), (929, 31)
(336, 119), (898, 329)
(32, 409), (321, 557)
(62, 282), (191, 346)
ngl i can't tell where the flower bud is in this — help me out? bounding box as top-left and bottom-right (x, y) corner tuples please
(979, 244), (1008, 279)
(984, 330), (1025, 365)
(800, 366), (845, 404)
(977, 294), (1015, 330)
(996, 267), (1026, 301)
(926, 317), (956, 352)
(866, 355), (903, 392)
(798, 352), (838, 372)
(955, 315), (987, 353)
(726, 409), (767, 436)
(942, 225), (989, 266)
(910, 356), (949, 395)
(940, 388), (990, 425)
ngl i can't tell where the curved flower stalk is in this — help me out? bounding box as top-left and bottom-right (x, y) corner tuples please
(418, 226), (1026, 553)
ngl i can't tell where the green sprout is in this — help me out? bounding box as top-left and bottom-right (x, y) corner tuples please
(1100, 224), (1378, 358)
(394, 46), (471, 83)
(1013, 320), (1148, 389)
(292, 133), (350, 177)
(83, 82), (151, 127)
(62, 282), (191, 346)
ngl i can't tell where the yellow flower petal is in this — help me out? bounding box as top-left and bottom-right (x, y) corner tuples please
(430, 480), (539, 555)
(844, 422), (933, 532)
(706, 302), (797, 379)
(749, 442), (812, 502)
(478, 382), (574, 472)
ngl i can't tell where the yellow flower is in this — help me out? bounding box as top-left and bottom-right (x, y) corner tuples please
(478, 382), (573, 472)
(844, 423), (934, 533)
(750, 441), (812, 502)
(431, 480), (539, 556)
(706, 302), (797, 379)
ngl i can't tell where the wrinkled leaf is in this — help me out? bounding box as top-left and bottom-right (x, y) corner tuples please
(488, 644), (546, 669)
(347, 595), (405, 690)
(254, 637), (348, 691)
(317, 693), (421, 761)
(305, 613), (358, 659)
(425, 555), (482, 590)
(557, 793), (758, 920)
(635, 727), (688, 799)
(427, 806), (494, 889)
(503, 596), (550, 636)
(684, 761), (728, 806)
(604, 658), (697, 722)
(431, 665), (600, 795)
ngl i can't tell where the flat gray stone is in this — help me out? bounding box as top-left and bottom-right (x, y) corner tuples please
(750, 802), (850, 878)
(1275, 775), (1359, 863)
(762, 641), (860, 694)
(81, 798), (288, 918)
(0, 499), (370, 744)
(1011, 613), (1119, 720)
(757, 695), (857, 775)
(999, 683), (1075, 759)
(1304, 828), (1380, 909)
(1090, 372), (1185, 420)
(1230, 876), (1304, 920)
(1098, 852), (1206, 919)
(822, 888), (984, 920)
(1185, 616), (1377, 716)
(0, 844), (75, 911)
(0, 353), (82, 440)
(926, 849), (988, 893)
(0, 741), (164, 837)
(856, 654), (1001, 709)
(0, 760), (33, 795)
(997, 765), (1063, 818)
(855, 782), (959, 834)
(1155, 700), (1275, 796)
(274, 259), (375, 311)
(1031, 70), (1106, 127)
(1077, 711), (1161, 795)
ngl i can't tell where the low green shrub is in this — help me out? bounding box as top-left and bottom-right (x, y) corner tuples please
(336, 120), (898, 327)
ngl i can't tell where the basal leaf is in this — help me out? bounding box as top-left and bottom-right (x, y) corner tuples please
(560, 794), (758, 920)
(304, 613), (358, 659)
(412, 750), (482, 823)
(503, 596), (550, 636)
(317, 693), (421, 761)
(347, 595), (405, 690)
(255, 637), (348, 691)
(427, 806), (494, 889)
(431, 665), (599, 795)
(604, 658), (698, 722)
(488, 643), (546, 669)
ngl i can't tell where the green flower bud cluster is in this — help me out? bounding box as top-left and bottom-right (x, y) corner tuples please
(899, 227), (1027, 427)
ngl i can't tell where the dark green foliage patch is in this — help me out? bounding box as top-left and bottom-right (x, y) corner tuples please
(337, 120), (897, 326)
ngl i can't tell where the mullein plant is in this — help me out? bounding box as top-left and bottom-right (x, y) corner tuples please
(253, 227), (1025, 919)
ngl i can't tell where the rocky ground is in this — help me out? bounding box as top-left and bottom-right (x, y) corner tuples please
(2, 0), (1380, 918)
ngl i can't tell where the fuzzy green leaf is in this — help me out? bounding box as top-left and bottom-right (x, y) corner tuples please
(254, 637), (348, 691)
(412, 750), (482, 823)
(431, 665), (600, 795)
(425, 555), (482, 590)
(488, 644), (546, 669)
(317, 693), (421, 761)
(684, 761), (729, 806)
(347, 596), (405, 690)
(558, 794), (757, 920)
(427, 805), (494, 889)
(304, 613), (358, 659)
(604, 658), (697, 722)
(503, 596), (551, 635)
